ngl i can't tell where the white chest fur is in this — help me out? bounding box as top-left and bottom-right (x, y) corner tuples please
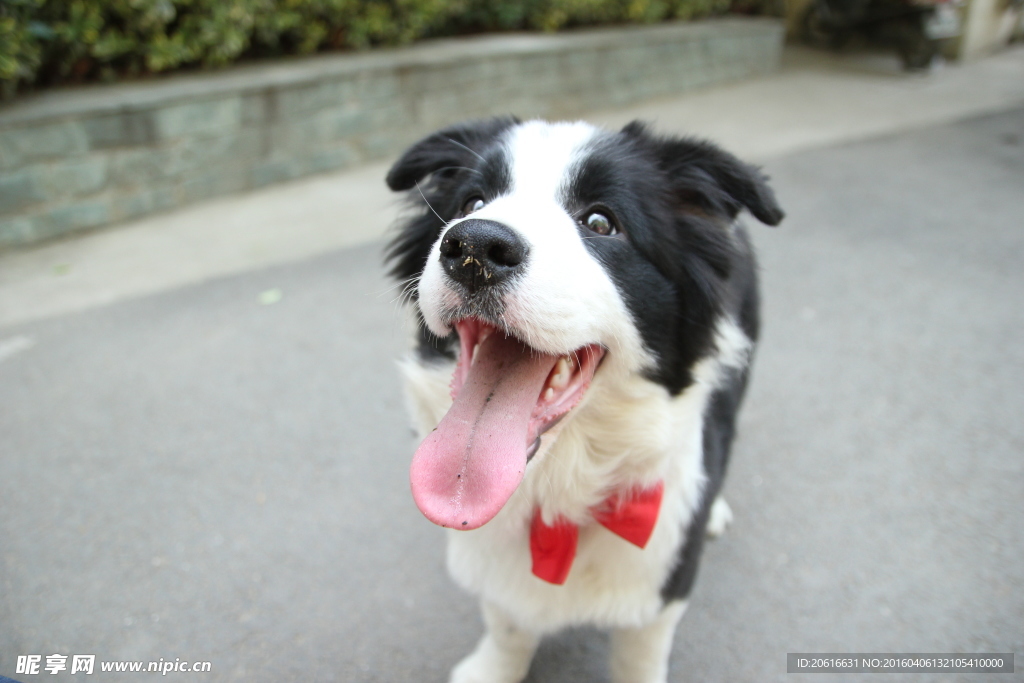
(397, 316), (749, 634)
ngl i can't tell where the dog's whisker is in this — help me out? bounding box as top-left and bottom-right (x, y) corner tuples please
(415, 181), (447, 225)
(375, 279), (413, 298)
(386, 275), (421, 315)
(444, 137), (486, 163)
(392, 278), (420, 308)
(391, 275), (418, 295)
(432, 165), (484, 177)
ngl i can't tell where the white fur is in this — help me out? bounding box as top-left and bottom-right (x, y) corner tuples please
(400, 315), (746, 637)
(610, 600), (688, 683)
(706, 497), (733, 538)
(399, 120), (754, 682)
(450, 602), (540, 683)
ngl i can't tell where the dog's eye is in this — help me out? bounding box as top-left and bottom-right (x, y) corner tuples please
(583, 211), (616, 236)
(461, 196), (485, 217)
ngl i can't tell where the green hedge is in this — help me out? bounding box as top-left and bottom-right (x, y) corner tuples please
(0, 0), (743, 98)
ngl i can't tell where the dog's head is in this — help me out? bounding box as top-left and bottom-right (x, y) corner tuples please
(387, 118), (782, 530)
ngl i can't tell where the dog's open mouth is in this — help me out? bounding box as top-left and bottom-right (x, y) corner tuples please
(410, 318), (605, 530)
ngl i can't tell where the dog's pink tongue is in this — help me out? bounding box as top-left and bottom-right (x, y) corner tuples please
(410, 332), (555, 530)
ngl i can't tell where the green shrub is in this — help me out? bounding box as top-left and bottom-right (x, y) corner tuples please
(0, 0), (44, 98)
(447, 0), (732, 33)
(0, 0), (745, 98)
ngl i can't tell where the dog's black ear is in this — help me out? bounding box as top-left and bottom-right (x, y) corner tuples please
(386, 116), (520, 192)
(385, 117), (519, 292)
(622, 121), (784, 226)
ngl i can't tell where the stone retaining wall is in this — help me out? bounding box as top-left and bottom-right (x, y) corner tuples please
(0, 17), (784, 249)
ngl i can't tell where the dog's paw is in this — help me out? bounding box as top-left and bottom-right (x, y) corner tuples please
(705, 497), (733, 538)
(449, 654), (491, 683)
(449, 644), (530, 683)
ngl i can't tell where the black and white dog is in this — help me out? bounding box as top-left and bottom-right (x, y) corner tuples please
(385, 117), (782, 683)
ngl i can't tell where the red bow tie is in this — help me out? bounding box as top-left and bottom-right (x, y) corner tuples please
(529, 482), (664, 585)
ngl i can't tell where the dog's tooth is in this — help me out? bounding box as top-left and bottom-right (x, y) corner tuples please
(471, 343), (480, 364)
(549, 357), (571, 390)
(543, 387), (554, 402)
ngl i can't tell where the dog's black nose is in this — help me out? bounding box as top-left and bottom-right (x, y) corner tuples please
(439, 219), (528, 293)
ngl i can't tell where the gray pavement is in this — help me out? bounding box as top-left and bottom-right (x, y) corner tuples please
(2, 54), (1024, 683)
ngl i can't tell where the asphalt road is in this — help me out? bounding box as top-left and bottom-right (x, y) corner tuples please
(2, 107), (1022, 682)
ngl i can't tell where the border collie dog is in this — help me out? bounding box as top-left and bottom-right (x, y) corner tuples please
(386, 117), (782, 683)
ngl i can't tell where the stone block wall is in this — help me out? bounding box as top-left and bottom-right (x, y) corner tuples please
(0, 17), (784, 248)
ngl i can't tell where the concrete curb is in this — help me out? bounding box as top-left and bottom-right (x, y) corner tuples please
(0, 17), (784, 250)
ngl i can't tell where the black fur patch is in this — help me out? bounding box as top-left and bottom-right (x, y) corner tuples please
(564, 123), (780, 395)
(385, 117), (519, 361)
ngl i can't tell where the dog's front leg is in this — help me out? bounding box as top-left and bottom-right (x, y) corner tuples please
(450, 600), (540, 683)
(609, 601), (688, 683)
